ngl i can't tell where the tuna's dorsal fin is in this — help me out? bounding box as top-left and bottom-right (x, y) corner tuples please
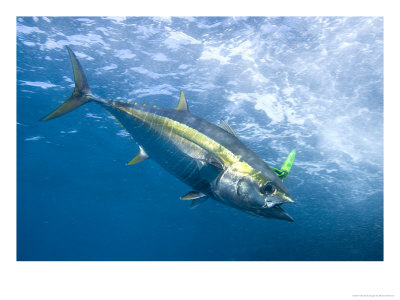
(218, 120), (238, 138)
(180, 191), (207, 201)
(190, 197), (208, 209)
(127, 145), (149, 165)
(175, 91), (189, 112)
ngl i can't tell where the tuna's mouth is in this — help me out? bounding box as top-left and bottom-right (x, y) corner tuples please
(263, 195), (295, 208)
(263, 200), (276, 208)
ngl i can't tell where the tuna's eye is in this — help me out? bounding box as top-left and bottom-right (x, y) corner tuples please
(260, 182), (276, 195)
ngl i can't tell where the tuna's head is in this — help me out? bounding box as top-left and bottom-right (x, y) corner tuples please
(213, 162), (294, 221)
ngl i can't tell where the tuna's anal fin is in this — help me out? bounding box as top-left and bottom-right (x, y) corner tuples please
(127, 145), (149, 165)
(180, 191), (208, 209)
(218, 120), (238, 138)
(175, 91), (189, 112)
(270, 150), (296, 179)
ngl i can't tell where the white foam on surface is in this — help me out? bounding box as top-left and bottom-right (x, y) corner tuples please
(74, 52), (95, 61)
(114, 49), (136, 60)
(131, 84), (178, 97)
(130, 67), (176, 79)
(152, 53), (169, 62)
(24, 136), (44, 141)
(19, 81), (58, 89)
(22, 41), (35, 47)
(164, 31), (201, 50)
(17, 24), (45, 35)
(198, 44), (230, 65)
(99, 64), (118, 71)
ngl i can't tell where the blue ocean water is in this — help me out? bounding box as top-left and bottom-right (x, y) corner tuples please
(17, 17), (383, 261)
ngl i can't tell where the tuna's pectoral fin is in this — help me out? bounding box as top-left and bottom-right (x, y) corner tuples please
(126, 145), (149, 165)
(180, 191), (208, 209)
(218, 120), (238, 138)
(180, 191), (207, 200)
(197, 158), (223, 182)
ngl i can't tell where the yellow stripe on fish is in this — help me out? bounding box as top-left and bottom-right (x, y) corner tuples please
(118, 105), (268, 183)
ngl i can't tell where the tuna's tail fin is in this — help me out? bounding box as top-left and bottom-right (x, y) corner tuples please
(41, 46), (93, 121)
